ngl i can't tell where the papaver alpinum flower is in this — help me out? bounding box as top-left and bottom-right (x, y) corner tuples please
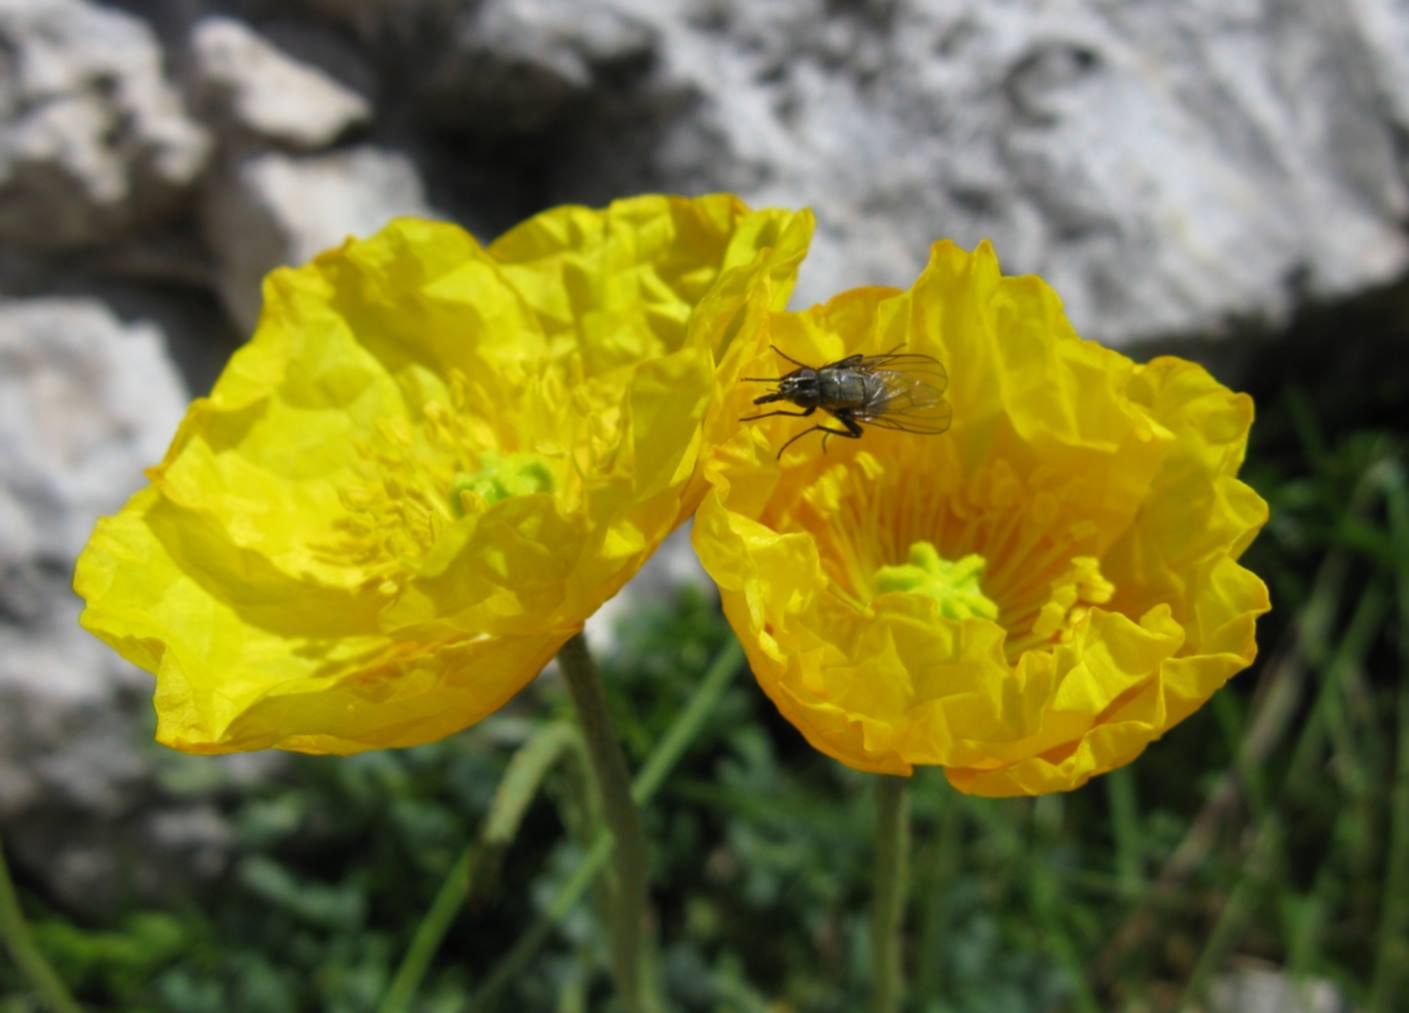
(694, 240), (1269, 796)
(75, 194), (814, 754)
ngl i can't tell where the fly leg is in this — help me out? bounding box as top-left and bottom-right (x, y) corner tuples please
(776, 412), (863, 459)
(819, 411), (864, 454)
(740, 406), (816, 422)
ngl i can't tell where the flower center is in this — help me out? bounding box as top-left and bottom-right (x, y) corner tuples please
(449, 451), (556, 514)
(873, 542), (1000, 621)
(788, 453), (1124, 660)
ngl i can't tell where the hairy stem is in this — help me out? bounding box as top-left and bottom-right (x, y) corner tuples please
(557, 632), (653, 1012)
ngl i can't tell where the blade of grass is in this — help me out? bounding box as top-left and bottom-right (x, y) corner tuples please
(1180, 581), (1388, 1007)
(1282, 385), (1328, 463)
(475, 722), (589, 905)
(1283, 812), (1352, 982)
(914, 777), (959, 1003)
(1370, 651), (1409, 1011)
(379, 721), (584, 1013)
(1211, 691), (1272, 822)
(1027, 795), (1100, 1013)
(1095, 467), (1380, 982)
(1370, 458), (1409, 1010)
(471, 638), (744, 1009)
(1284, 582), (1390, 786)
(0, 838), (82, 1013)
(550, 716), (619, 1001)
(1177, 816), (1284, 1007)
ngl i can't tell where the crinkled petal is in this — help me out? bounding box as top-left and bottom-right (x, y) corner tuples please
(695, 240), (1269, 796)
(76, 195), (815, 753)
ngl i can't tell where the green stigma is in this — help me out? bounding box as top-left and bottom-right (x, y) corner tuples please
(450, 452), (555, 514)
(874, 542), (999, 621)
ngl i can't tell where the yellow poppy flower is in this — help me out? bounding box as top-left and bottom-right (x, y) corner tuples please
(75, 194), (814, 754)
(694, 240), (1269, 796)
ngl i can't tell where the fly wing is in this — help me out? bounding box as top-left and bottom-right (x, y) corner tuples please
(855, 354), (953, 434)
(854, 352), (949, 392)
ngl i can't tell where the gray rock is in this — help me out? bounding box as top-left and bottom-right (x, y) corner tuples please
(0, 0), (210, 249)
(0, 296), (254, 912)
(536, 0), (1409, 344)
(188, 15), (373, 151)
(1209, 964), (1350, 1013)
(201, 145), (432, 331)
(293, 0), (446, 42)
(0, 298), (186, 563)
(418, 0), (659, 133)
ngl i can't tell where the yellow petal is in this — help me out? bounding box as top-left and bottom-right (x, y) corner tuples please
(76, 195), (815, 753)
(696, 240), (1269, 795)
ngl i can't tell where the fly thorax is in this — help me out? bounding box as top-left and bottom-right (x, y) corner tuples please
(820, 371), (867, 405)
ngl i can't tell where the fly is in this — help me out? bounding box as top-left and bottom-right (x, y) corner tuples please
(742, 345), (953, 458)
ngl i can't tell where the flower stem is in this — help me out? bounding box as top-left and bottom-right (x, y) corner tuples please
(472, 638), (743, 1009)
(556, 632), (653, 1012)
(0, 838), (81, 1013)
(870, 774), (911, 1013)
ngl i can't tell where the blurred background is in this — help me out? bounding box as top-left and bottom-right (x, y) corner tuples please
(2, 0), (1408, 1009)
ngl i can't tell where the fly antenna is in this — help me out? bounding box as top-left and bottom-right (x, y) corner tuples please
(771, 345), (810, 369)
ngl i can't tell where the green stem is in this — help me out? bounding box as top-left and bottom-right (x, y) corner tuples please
(870, 775), (911, 1013)
(1105, 767), (1142, 898)
(473, 638), (743, 1009)
(556, 632), (652, 1013)
(0, 838), (81, 1013)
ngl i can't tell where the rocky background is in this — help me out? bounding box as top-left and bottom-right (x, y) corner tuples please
(5, 0), (1409, 912)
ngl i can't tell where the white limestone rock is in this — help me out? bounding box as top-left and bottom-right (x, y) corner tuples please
(418, 0), (659, 132)
(202, 145), (432, 331)
(0, 296), (248, 911)
(535, 0), (1409, 345)
(189, 15), (373, 151)
(0, 0), (210, 249)
(0, 299), (185, 564)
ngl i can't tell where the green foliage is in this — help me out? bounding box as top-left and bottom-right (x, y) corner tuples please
(3, 333), (1407, 1011)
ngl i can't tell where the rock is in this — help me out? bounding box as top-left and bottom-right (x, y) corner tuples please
(1209, 964), (1350, 1013)
(0, 298), (186, 563)
(202, 145), (432, 331)
(534, 0), (1409, 345)
(0, 296), (255, 912)
(292, 0), (443, 43)
(0, 0), (209, 249)
(418, 0), (659, 133)
(188, 15), (373, 151)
